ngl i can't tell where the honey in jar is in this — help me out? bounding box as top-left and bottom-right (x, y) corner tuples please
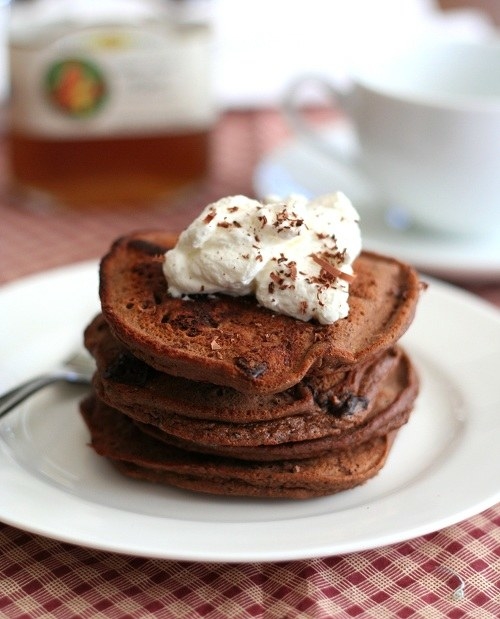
(7, 0), (215, 209)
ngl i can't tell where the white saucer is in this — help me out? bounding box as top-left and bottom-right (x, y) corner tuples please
(253, 124), (500, 282)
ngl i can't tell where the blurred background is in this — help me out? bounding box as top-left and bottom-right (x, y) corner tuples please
(212, 0), (497, 108)
(1, 0), (499, 285)
(0, 0), (498, 108)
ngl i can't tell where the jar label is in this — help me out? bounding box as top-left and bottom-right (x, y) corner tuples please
(9, 25), (215, 137)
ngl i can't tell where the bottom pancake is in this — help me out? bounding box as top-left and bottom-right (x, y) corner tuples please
(81, 394), (397, 499)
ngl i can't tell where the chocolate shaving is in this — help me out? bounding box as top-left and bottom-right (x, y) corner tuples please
(287, 261), (297, 280)
(210, 338), (222, 350)
(203, 210), (216, 224)
(311, 254), (355, 283)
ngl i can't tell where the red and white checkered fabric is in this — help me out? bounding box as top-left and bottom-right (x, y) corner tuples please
(0, 506), (498, 618)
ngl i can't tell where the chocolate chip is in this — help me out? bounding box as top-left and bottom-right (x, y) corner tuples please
(235, 357), (268, 379)
(328, 393), (368, 417)
(313, 389), (369, 418)
(103, 352), (150, 387)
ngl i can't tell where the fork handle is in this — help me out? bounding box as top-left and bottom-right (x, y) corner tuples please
(0, 369), (92, 418)
(0, 375), (61, 418)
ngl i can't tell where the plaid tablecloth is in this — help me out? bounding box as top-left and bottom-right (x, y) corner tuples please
(0, 111), (499, 618)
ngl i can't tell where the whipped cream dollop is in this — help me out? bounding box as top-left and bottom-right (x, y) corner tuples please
(163, 192), (361, 324)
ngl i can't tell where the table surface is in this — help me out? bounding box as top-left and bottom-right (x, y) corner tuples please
(0, 110), (499, 618)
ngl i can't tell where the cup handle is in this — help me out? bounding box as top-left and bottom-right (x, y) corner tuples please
(281, 74), (381, 212)
(282, 74), (355, 164)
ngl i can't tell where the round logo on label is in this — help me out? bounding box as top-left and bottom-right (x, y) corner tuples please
(45, 58), (107, 117)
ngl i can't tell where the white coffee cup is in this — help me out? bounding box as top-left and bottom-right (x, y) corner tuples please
(283, 40), (500, 238)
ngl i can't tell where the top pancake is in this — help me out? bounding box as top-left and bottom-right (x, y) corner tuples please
(84, 312), (396, 424)
(99, 231), (421, 394)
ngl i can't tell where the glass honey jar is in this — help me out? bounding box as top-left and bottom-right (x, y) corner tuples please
(6, 0), (215, 210)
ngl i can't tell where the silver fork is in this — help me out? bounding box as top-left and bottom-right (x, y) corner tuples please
(0, 350), (94, 418)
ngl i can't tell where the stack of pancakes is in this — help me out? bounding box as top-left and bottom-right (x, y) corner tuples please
(81, 231), (422, 499)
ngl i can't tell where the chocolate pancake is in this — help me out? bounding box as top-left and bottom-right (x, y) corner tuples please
(129, 347), (417, 461)
(85, 313), (398, 424)
(84, 314), (417, 460)
(80, 394), (396, 499)
(99, 231), (422, 394)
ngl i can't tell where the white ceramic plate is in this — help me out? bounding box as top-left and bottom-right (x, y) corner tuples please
(0, 262), (499, 563)
(253, 124), (500, 282)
